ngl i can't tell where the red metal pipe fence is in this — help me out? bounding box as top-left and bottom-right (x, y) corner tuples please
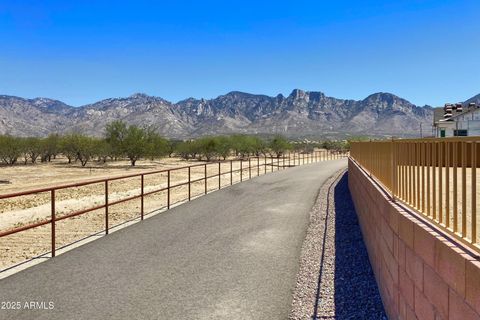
(0, 150), (347, 266)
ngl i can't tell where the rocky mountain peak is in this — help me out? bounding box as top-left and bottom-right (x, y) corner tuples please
(288, 89), (326, 103)
(129, 93), (151, 99)
(363, 92), (403, 103)
(1, 88), (468, 139)
(289, 89), (307, 99)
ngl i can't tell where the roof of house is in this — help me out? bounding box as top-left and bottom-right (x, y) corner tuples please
(434, 105), (480, 125)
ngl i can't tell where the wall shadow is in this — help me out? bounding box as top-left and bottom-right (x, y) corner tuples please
(332, 173), (386, 319)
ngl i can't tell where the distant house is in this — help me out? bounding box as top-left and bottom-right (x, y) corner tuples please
(433, 103), (480, 137)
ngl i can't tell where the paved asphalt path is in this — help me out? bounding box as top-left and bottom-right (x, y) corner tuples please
(0, 159), (346, 320)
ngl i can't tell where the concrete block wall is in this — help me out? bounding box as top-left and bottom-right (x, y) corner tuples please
(348, 159), (480, 320)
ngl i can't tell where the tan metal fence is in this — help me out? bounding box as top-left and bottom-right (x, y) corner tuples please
(350, 137), (480, 253)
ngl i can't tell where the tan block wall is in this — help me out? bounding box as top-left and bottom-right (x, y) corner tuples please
(348, 159), (480, 320)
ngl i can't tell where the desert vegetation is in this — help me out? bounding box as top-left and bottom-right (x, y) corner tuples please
(0, 121), (350, 168)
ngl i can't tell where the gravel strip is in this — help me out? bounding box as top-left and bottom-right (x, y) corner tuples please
(290, 170), (386, 320)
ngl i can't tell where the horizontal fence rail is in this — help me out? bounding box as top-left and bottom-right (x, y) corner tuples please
(0, 150), (347, 270)
(350, 137), (480, 253)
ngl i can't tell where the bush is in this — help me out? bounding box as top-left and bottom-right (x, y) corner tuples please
(215, 136), (232, 160)
(196, 137), (219, 161)
(106, 121), (168, 166)
(269, 135), (292, 157)
(322, 140), (349, 152)
(176, 141), (200, 160)
(230, 135), (265, 158)
(105, 120), (128, 160)
(42, 134), (61, 162)
(24, 137), (43, 163)
(60, 134), (80, 164)
(59, 134), (100, 166)
(75, 136), (101, 167)
(145, 129), (169, 160)
(0, 135), (22, 165)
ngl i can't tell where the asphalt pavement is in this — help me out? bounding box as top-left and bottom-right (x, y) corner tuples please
(0, 159), (346, 320)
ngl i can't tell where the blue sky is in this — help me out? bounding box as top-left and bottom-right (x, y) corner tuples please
(0, 0), (479, 106)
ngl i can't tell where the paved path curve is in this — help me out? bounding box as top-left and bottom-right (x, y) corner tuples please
(0, 159), (346, 320)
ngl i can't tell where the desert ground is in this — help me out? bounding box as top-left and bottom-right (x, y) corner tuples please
(0, 153), (329, 270)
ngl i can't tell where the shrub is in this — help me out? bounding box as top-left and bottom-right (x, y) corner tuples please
(269, 135), (292, 157)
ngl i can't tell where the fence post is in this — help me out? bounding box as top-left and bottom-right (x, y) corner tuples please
(140, 175), (144, 220)
(240, 160), (243, 181)
(264, 156), (267, 174)
(472, 141), (477, 244)
(167, 170), (171, 209)
(51, 189), (56, 257)
(218, 162), (221, 190)
(230, 160), (233, 185)
(257, 157), (260, 176)
(105, 181), (109, 233)
(204, 164), (207, 194)
(249, 158), (251, 179)
(462, 141), (467, 236)
(391, 139), (396, 202)
(188, 167), (191, 201)
(369, 141), (372, 177)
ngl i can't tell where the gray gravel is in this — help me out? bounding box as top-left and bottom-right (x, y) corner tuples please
(0, 160), (347, 320)
(290, 171), (386, 320)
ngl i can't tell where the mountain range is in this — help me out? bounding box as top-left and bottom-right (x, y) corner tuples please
(0, 89), (471, 139)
